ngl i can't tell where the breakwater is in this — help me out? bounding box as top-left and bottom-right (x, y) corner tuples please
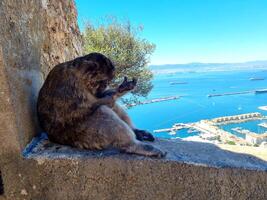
(208, 88), (267, 97)
(127, 96), (180, 107)
(207, 90), (253, 97)
(170, 82), (188, 85)
(211, 112), (263, 124)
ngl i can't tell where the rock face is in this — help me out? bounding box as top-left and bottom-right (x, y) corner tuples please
(0, 0), (82, 150)
(0, 1), (82, 198)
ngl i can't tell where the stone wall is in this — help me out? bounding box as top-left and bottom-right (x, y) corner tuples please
(0, 0), (82, 150)
(0, 1), (82, 198)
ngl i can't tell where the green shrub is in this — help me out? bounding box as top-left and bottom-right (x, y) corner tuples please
(82, 17), (155, 105)
(226, 140), (236, 145)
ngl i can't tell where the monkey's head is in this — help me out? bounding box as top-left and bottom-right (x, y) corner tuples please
(73, 53), (115, 95)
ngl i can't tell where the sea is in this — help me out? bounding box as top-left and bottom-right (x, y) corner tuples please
(126, 68), (267, 139)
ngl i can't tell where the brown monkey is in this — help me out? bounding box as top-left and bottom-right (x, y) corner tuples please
(37, 52), (165, 157)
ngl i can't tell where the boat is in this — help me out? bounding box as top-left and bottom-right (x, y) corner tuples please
(250, 78), (265, 81)
(231, 127), (242, 132)
(255, 89), (267, 94)
(188, 129), (198, 134)
(258, 123), (267, 129)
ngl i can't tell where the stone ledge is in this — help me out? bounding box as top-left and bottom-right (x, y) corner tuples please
(24, 134), (267, 171)
(1, 135), (267, 199)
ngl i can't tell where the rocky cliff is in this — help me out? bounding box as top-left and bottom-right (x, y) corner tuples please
(0, 0), (82, 150)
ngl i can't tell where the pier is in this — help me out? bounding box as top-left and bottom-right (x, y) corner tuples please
(153, 123), (188, 133)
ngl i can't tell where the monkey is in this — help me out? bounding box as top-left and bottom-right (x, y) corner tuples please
(37, 52), (166, 157)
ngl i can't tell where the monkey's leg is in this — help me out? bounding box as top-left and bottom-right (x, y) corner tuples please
(82, 105), (165, 157)
(112, 103), (155, 142)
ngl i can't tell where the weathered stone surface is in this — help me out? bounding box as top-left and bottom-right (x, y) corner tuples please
(0, 1), (82, 199)
(1, 136), (267, 200)
(0, 0), (82, 150)
(24, 134), (267, 171)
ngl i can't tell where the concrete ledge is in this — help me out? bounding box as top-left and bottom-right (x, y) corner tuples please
(1, 135), (264, 199)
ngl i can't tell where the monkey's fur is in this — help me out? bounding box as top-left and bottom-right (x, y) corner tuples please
(37, 53), (165, 157)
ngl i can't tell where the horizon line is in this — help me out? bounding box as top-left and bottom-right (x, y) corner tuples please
(149, 59), (267, 66)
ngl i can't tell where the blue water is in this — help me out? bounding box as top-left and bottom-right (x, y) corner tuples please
(127, 69), (267, 139)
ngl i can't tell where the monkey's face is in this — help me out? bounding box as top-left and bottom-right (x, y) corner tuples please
(94, 70), (115, 96)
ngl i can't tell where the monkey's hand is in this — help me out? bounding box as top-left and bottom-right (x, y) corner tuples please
(98, 77), (137, 100)
(118, 77), (137, 94)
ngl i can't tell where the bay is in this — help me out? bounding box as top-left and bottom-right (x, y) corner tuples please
(127, 69), (267, 139)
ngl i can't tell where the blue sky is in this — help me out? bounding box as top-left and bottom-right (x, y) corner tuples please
(75, 0), (267, 65)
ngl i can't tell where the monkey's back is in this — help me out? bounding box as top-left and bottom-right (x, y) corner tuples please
(37, 61), (96, 147)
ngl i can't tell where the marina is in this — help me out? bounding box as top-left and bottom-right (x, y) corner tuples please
(153, 112), (267, 146)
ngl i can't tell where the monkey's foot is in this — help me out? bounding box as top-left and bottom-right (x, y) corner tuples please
(122, 142), (166, 158)
(134, 129), (155, 142)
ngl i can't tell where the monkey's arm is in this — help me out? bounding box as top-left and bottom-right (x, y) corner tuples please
(101, 77), (137, 100)
(92, 77), (137, 112)
(91, 95), (115, 112)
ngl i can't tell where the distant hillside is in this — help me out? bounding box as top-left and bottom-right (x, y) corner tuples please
(149, 60), (267, 74)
